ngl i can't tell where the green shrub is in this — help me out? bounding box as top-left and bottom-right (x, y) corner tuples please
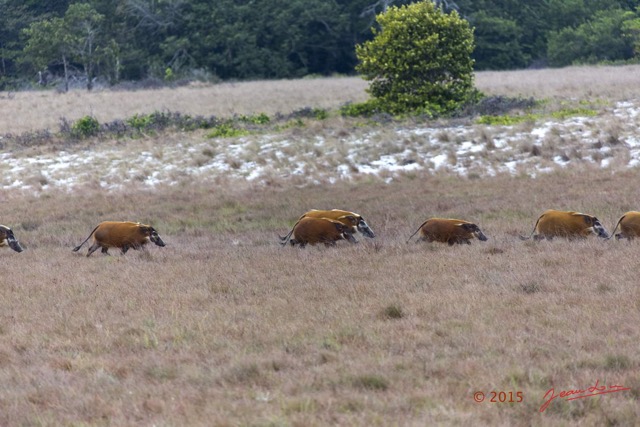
(71, 115), (100, 138)
(126, 113), (153, 131)
(164, 67), (174, 81)
(239, 113), (270, 125)
(207, 123), (249, 138)
(340, 101), (383, 117)
(312, 108), (329, 120)
(355, 1), (476, 116)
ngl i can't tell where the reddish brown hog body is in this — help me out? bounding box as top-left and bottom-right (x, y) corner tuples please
(407, 218), (488, 245)
(0, 225), (23, 252)
(280, 209), (374, 246)
(289, 217), (357, 247)
(609, 211), (640, 240)
(73, 221), (165, 256)
(521, 209), (609, 240)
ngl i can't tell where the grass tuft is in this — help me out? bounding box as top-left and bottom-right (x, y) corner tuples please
(351, 374), (389, 391)
(603, 354), (632, 371)
(381, 304), (405, 320)
(519, 282), (541, 294)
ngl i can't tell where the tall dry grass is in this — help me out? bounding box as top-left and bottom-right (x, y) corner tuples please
(475, 64), (640, 101)
(3, 63), (640, 135)
(0, 65), (639, 425)
(0, 168), (639, 426)
(0, 78), (370, 135)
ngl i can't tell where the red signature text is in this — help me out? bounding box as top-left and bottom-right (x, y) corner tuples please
(539, 379), (630, 412)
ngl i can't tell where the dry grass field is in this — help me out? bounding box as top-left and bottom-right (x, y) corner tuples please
(0, 65), (639, 426)
(2, 63), (640, 135)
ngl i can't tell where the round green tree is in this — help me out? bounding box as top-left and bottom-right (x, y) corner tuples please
(355, 1), (476, 115)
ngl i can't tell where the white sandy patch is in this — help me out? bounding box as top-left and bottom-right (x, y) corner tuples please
(3, 99), (640, 193)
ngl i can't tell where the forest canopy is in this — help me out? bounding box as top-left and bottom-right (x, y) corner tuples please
(1, 0), (640, 90)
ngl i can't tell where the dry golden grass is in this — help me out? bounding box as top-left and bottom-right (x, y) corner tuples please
(475, 64), (640, 101)
(1, 169), (639, 426)
(4, 63), (640, 135)
(1, 65), (640, 425)
(0, 78), (370, 135)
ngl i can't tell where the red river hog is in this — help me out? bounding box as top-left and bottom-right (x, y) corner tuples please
(0, 225), (23, 252)
(73, 221), (165, 256)
(289, 217), (357, 247)
(280, 209), (374, 245)
(407, 218), (488, 245)
(520, 209), (609, 240)
(609, 211), (640, 240)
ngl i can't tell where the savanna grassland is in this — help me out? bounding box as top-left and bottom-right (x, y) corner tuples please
(1, 65), (640, 426)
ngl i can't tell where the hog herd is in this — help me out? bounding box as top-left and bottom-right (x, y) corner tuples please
(278, 208), (637, 247)
(1, 209), (639, 256)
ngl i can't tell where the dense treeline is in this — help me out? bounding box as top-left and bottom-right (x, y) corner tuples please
(460, 0), (640, 69)
(1, 0), (640, 90)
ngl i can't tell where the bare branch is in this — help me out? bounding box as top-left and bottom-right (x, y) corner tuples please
(124, 0), (185, 33)
(360, 0), (396, 19)
(433, 0), (460, 13)
(361, 0), (459, 19)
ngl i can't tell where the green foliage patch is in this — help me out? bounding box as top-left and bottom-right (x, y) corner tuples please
(207, 123), (250, 139)
(312, 108), (329, 120)
(340, 101), (383, 118)
(355, 1), (476, 116)
(238, 113), (270, 125)
(477, 107), (598, 126)
(126, 113), (154, 131)
(4, 0), (640, 92)
(476, 114), (538, 126)
(550, 108), (598, 120)
(547, 9), (637, 67)
(70, 115), (100, 138)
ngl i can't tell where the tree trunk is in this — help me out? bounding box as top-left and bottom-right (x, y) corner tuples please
(86, 37), (93, 91)
(114, 55), (120, 85)
(63, 54), (69, 92)
(86, 61), (93, 91)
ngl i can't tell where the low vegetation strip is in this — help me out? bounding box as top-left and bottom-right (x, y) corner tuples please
(0, 99), (638, 193)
